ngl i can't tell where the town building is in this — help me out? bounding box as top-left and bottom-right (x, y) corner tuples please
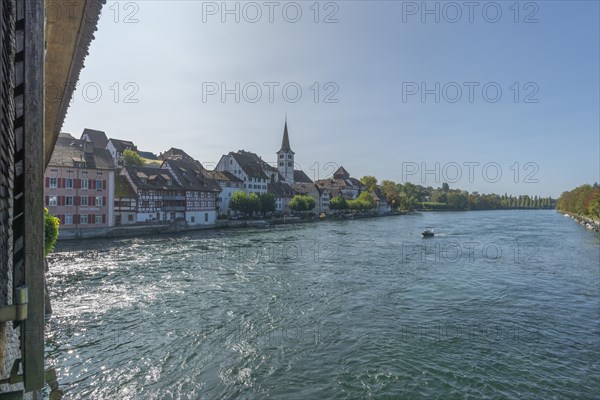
(215, 150), (271, 194)
(370, 187), (392, 214)
(159, 147), (195, 162)
(106, 138), (137, 168)
(80, 128), (109, 149)
(121, 165), (185, 222)
(201, 170), (244, 216)
(44, 134), (115, 229)
(114, 175), (138, 225)
(268, 181), (295, 214)
(161, 159), (222, 225)
(315, 166), (365, 200)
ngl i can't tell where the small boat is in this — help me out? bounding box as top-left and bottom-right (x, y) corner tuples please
(422, 228), (435, 238)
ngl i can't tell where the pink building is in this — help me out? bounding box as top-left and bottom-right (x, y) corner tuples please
(44, 133), (115, 229)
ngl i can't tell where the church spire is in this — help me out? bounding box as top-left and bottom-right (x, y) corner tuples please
(280, 116), (292, 152)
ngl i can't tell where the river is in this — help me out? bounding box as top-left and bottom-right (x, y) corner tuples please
(46, 210), (600, 399)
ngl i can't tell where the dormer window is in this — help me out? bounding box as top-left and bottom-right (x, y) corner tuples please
(279, 154), (284, 159)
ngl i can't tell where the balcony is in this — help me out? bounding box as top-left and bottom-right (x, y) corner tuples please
(162, 195), (185, 201)
(162, 206), (185, 211)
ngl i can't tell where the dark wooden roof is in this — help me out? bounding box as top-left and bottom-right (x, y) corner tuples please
(109, 138), (137, 152)
(333, 166), (350, 179)
(124, 165), (182, 191)
(159, 147), (195, 162)
(202, 170), (243, 183)
(230, 150), (271, 180)
(115, 175), (137, 198)
(268, 181), (294, 198)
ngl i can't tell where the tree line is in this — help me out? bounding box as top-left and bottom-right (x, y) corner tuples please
(556, 183), (600, 219)
(359, 176), (555, 212)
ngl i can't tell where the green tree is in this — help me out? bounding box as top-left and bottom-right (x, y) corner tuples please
(360, 176), (378, 191)
(329, 195), (348, 212)
(357, 191), (377, 209)
(258, 192), (276, 216)
(44, 208), (60, 256)
(229, 191), (260, 216)
(123, 149), (145, 166)
(289, 195), (315, 213)
(442, 182), (450, 192)
(446, 192), (469, 210)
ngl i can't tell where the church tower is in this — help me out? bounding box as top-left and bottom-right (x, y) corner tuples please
(277, 117), (295, 185)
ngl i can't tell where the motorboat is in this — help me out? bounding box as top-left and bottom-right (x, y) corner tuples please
(422, 228), (434, 238)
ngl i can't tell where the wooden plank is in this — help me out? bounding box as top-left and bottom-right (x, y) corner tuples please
(21, 0), (44, 392)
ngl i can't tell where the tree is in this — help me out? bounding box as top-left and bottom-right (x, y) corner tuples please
(446, 192), (469, 210)
(123, 149), (145, 166)
(357, 191), (377, 209)
(289, 195), (315, 213)
(380, 180), (400, 209)
(44, 208), (60, 256)
(329, 195), (348, 212)
(258, 192), (275, 216)
(442, 182), (450, 192)
(229, 191), (261, 217)
(360, 176), (378, 191)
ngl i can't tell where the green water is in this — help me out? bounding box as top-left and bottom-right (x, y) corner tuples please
(46, 210), (600, 399)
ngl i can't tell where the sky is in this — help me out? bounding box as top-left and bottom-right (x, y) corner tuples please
(61, 1), (599, 198)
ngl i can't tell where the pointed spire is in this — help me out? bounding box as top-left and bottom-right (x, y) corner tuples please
(280, 116), (292, 152)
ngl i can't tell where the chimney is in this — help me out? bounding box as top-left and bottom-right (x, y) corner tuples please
(83, 141), (94, 154)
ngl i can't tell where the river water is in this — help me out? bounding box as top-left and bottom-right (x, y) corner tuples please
(46, 210), (600, 399)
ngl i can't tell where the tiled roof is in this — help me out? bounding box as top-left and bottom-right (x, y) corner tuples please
(294, 169), (313, 183)
(159, 147), (195, 162)
(279, 120), (294, 153)
(48, 138), (113, 170)
(109, 138), (137, 152)
(163, 159), (222, 192)
(138, 150), (159, 160)
(268, 181), (295, 198)
(81, 128), (108, 149)
(291, 183), (318, 196)
(333, 166), (350, 179)
(124, 165), (182, 191)
(230, 150), (271, 180)
(115, 175), (137, 198)
(202, 170), (243, 183)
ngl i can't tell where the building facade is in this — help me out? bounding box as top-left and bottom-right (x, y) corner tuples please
(44, 135), (115, 230)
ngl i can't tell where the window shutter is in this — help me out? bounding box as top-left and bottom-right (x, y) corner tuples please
(74, 196), (79, 206)
(103, 180), (106, 190)
(89, 196), (93, 206)
(102, 214), (106, 224)
(89, 214), (93, 222)
(45, 196), (48, 205)
(103, 196), (106, 206)
(45, 177), (49, 187)
(92, 179), (96, 190)
(75, 179), (80, 189)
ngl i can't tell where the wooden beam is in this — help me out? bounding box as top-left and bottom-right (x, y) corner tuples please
(22, 0), (44, 392)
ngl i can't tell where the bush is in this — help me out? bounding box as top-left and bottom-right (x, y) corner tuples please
(44, 208), (60, 256)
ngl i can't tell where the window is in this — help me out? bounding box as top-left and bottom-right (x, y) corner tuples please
(95, 215), (102, 224)
(191, 216), (195, 223)
(205, 213), (208, 222)
(95, 196), (103, 206)
(65, 215), (73, 225)
(65, 196), (74, 206)
(80, 215), (88, 224)
(81, 196), (88, 206)
(229, 192), (231, 197)
(49, 196), (57, 206)
(66, 179), (73, 189)
(279, 162), (284, 166)
(49, 177), (57, 188)
(96, 180), (103, 190)
(128, 215), (134, 221)
(279, 154), (284, 159)
(288, 162), (293, 166)
(81, 179), (89, 189)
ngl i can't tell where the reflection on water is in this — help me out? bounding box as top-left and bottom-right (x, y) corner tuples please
(46, 211), (599, 399)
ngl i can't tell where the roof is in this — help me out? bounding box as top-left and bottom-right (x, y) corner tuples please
(115, 175), (137, 198)
(48, 137), (114, 170)
(279, 119), (294, 153)
(268, 181), (295, 198)
(138, 150), (159, 160)
(124, 165), (182, 191)
(370, 187), (387, 203)
(291, 183), (319, 196)
(230, 150), (271, 180)
(333, 166), (350, 179)
(159, 147), (195, 162)
(109, 138), (137, 152)
(202, 170), (243, 183)
(162, 159), (222, 192)
(294, 170), (313, 184)
(81, 128), (108, 149)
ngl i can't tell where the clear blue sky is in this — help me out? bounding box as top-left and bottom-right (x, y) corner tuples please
(62, 1), (599, 198)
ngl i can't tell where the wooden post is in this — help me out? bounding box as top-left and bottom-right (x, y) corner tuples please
(21, 0), (44, 392)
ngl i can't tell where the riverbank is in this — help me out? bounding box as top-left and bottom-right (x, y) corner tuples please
(56, 211), (402, 241)
(559, 211), (600, 232)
